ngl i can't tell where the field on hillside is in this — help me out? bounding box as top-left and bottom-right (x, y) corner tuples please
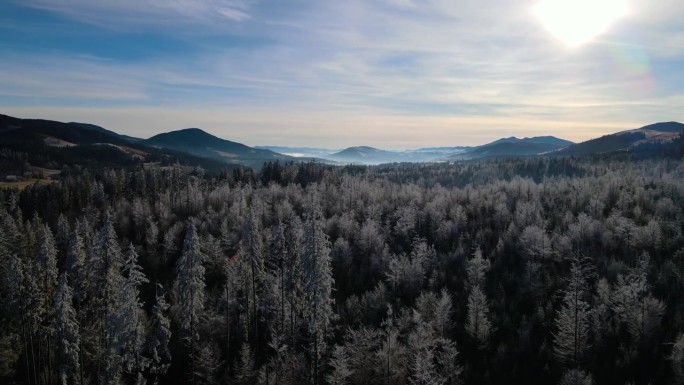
(0, 178), (56, 190)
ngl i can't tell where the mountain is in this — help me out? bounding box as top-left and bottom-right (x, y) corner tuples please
(0, 114), (134, 146)
(637, 122), (684, 133)
(266, 145), (472, 165)
(321, 137), (573, 164)
(556, 122), (684, 157)
(69, 122), (141, 143)
(0, 114), (228, 172)
(414, 146), (472, 153)
(255, 146), (338, 158)
(450, 136), (573, 160)
(483, 136), (573, 147)
(326, 146), (404, 164)
(144, 128), (293, 168)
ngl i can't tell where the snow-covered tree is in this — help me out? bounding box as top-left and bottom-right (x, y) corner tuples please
(520, 225), (552, 261)
(326, 345), (352, 385)
(173, 219), (206, 384)
(553, 256), (592, 366)
(466, 248), (490, 289)
(302, 198), (334, 385)
(54, 272), (80, 385)
(149, 285), (172, 381)
(611, 253), (665, 343)
(284, 215), (304, 345)
(465, 285), (492, 347)
(465, 248), (492, 348)
(118, 244), (150, 375)
(193, 341), (222, 385)
(670, 333), (684, 384)
(558, 369), (593, 385)
(33, 223), (58, 319)
(242, 206), (266, 349)
(235, 343), (256, 385)
(407, 310), (460, 385)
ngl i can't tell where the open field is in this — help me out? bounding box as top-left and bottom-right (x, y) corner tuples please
(0, 178), (56, 190)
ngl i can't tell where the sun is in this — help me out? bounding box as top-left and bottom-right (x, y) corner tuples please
(534, 0), (629, 47)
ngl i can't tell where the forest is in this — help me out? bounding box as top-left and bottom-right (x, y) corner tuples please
(1, 155), (684, 385)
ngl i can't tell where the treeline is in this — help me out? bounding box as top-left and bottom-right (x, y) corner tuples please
(1, 156), (684, 384)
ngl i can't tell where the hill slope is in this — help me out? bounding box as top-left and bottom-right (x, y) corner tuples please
(326, 146), (400, 163)
(557, 122), (684, 156)
(69, 122), (141, 143)
(450, 136), (573, 160)
(0, 114), (228, 172)
(144, 128), (292, 168)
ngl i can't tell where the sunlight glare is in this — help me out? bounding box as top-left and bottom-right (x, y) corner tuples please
(534, 0), (628, 47)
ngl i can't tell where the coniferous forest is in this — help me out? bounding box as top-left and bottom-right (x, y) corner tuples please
(1, 155), (684, 385)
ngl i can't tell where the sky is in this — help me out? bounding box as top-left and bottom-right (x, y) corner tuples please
(0, 0), (683, 149)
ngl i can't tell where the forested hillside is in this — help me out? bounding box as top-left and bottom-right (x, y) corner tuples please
(1, 156), (684, 384)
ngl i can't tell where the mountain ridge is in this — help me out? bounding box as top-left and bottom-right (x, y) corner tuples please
(144, 128), (294, 168)
(556, 122), (684, 156)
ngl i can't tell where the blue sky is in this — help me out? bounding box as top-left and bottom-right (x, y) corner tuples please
(1, 0), (682, 148)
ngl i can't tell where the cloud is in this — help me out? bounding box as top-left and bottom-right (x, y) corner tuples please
(1, 0), (682, 147)
(18, 0), (254, 27)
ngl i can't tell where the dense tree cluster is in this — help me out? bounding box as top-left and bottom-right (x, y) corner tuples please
(1, 155), (684, 384)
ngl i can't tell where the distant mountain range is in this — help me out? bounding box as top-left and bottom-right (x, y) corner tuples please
(1, 113), (682, 172)
(255, 146), (338, 158)
(326, 146), (400, 164)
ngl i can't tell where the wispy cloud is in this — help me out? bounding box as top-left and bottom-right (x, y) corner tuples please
(18, 0), (254, 26)
(1, 0), (682, 147)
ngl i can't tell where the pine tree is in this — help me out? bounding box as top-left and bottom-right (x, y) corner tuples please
(32, 223), (59, 385)
(408, 312), (443, 385)
(611, 253), (665, 344)
(380, 306), (406, 385)
(553, 256), (592, 366)
(465, 286), (492, 347)
(194, 341), (222, 385)
(465, 248), (492, 348)
(54, 273), (80, 385)
(118, 244), (150, 376)
(284, 215), (304, 346)
(326, 345), (352, 385)
(84, 212), (126, 384)
(558, 369), (593, 385)
(301, 199), (334, 385)
(149, 285), (172, 381)
(33, 223), (59, 318)
(433, 289), (453, 338)
(466, 248), (490, 289)
(4, 252), (37, 385)
(235, 343), (256, 385)
(670, 333), (684, 384)
(55, 214), (71, 250)
(65, 229), (87, 293)
(242, 206), (265, 351)
(173, 220), (206, 385)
